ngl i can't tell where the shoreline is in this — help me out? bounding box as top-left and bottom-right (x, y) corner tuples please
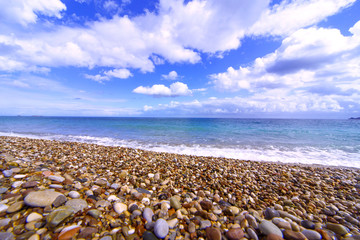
(0, 136), (360, 239)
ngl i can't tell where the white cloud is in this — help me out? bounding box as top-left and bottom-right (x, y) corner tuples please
(85, 74), (109, 83)
(249, 0), (356, 36)
(211, 22), (360, 94)
(103, 1), (119, 12)
(104, 68), (133, 79)
(133, 82), (192, 97)
(0, 0), (66, 26)
(162, 70), (179, 80)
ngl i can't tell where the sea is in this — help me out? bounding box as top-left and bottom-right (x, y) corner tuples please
(0, 116), (359, 168)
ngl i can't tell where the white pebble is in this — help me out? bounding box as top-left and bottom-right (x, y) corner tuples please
(68, 191), (81, 199)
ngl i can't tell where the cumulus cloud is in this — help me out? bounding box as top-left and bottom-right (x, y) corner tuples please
(133, 82), (192, 97)
(0, 0), (66, 26)
(211, 21), (360, 94)
(85, 68), (132, 83)
(162, 71), (179, 80)
(249, 0), (356, 36)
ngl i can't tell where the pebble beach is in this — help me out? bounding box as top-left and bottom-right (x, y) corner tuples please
(0, 136), (360, 240)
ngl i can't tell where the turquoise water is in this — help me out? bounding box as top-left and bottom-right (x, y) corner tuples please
(0, 116), (359, 168)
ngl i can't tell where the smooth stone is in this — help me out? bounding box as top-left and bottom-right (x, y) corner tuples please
(265, 208), (280, 220)
(325, 223), (349, 236)
(0, 204), (9, 213)
(154, 218), (169, 239)
(52, 194), (68, 207)
(200, 220), (212, 229)
(206, 227), (222, 240)
(11, 181), (24, 188)
(247, 228), (259, 240)
(46, 206), (74, 228)
(58, 225), (81, 240)
(260, 220), (283, 237)
(16, 231), (36, 240)
(2, 170), (13, 177)
(99, 236), (112, 240)
(24, 190), (64, 207)
(0, 188), (8, 194)
(78, 227), (98, 239)
(0, 232), (15, 240)
(87, 209), (101, 219)
(95, 200), (111, 208)
(136, 188), (151, 194)
(28, 234), (40, 240)
(226, 228), (245, 240)
(188, 222), (196, 233)
(278, 211), (301, 224)
(129, 203), (138, 212)
(26, 212), (43, 223)
(143, 207), (154, 222)
(65, 199), (88, 213)
(110, 183), (120, 189)
(94, 179), (108, 186)
(49, 184), (63, 189)
(48, 175), (65, 182)
(283, 230), (307, 240)
(114, 202), (127, 214)
(301, 220), (315, 229)
(22, 181), (38, 188)
(143, 231), (159, 240)
(170, 197), (181, 210)
(13, 174), (27, 179)
(0, 218), (11, 227)
(167, 218), (178, 229)
(200, 199), (213, 211)
(267, 233), (285, 240)
(68, 191), (80, 199)
(6, 201), (24, 213)
(301, 230), (322, 240)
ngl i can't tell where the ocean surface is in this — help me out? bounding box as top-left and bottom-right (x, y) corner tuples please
(0, 116), (359, 168)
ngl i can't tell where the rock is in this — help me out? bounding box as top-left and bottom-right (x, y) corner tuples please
(316, 229), (331, 240)
(206, 227), (222, 240)
(267, 233), (285, 240)
(6, 201), (24, 213)
(114, 202), (127, 214)
(200, 220), (212, 229)
(260, 220), (283, 237)
(143, 231), (159, 240)
(95, 200), (111, 208)
(48, 175), (65, 182)
(2, 170), (13, 177)
(52, 194), (67, 207)
(247, 228), (259, 240)
(58, 225), (81, 240)
(0, 187), (8, 194)
(200, 199), (213, 211)
(278, 211), (301, 224)
(13, 174), (27, 179)
(170, 196), (181, 210)
(167, 218), (178, 229)
(226, 228), (244, 240)
(11, 181), (24, 188)
(49, 184), (63, 189)
(68, 191), (80, 199)
(78, 227), (98, 239)
(0, 232), (15, 240)
(136, 188), (151, 194)
(110, 183), (120, 189)
(94, 179), (108, 186)
(283, 230), (307, 240)
(301, 220), (315, 229)
(265, 207), (280, 220)
(26, 212), (43, 223)
(24, 190), (64, 207)
(301, 230), (322, 240)
(325, 223), (349, 236)
(0, 218), (11, 227)
(188, 222), (196, 233)
(143, 207), (154, 222)
(46, 206), (74, 228)
(22, 181), (38, 188)
(87, 209), (101, 219)
(65, 199), (88, 213)
(0, 204), (9, 213)
(154, 218), (169, 239)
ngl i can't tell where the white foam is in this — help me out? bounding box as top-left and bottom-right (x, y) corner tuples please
(1, 132), (359, 169)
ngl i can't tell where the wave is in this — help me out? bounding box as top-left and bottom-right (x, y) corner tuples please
(1, 131), (359, 168)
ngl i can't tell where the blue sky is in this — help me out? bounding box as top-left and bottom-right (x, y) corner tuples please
(0, 0), (360, 118)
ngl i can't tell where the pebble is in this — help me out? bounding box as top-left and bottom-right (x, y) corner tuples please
(170, 196), (181, 210)
(188, 222), (196, 233)
(26, 212), (43, 223)
(77, 227), (98, 239)
(167, 218), (178, 229)
(0, 187), (8, 194)
(68, 191), (80, 199)
(87, 209), (101, 219)
(0, 232), (15, 240)
(265, 207), (280, 220)
(24, 190), (64, 207)
(6, 201), (24, 213)
(46, 206), (74, 228)
(65, 199), (88, 213)
(13, 174), (27, 179)
(48, 175), (65, 182)
(58, 225), (81, 240)
(283, 230), (307, 240)
(143, 231), (159, 240)
(143, 207), (154, 222)
(301, 220), (315, 229)
(114, 202), (127, 214)
(0, 218), (11, 227)
(52, 194), (68, 207)
(22, 181), (38, 188)
(154, 218), (169, 239)
(2, 170), (13, 177)
(11, 181), (24, 188)
(325, 223), (349, 236)
(226, 228), (245, 240)
(301, 230), (322, 240)
(206, 227), (222, 240)
(0, 204), (9, 213)
(260, 220), (283, 237)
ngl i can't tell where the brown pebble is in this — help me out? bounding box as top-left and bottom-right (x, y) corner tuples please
(283, 230), (307, 240)
(267, 233), (285, 240)
(206, 227), (222, 240)
(77, 227), (98, 239)
(22, 181), (38, 188)
(226, 228), (244, 240)
(200, 200), (213, 211)
(316, 229), (331, 240)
